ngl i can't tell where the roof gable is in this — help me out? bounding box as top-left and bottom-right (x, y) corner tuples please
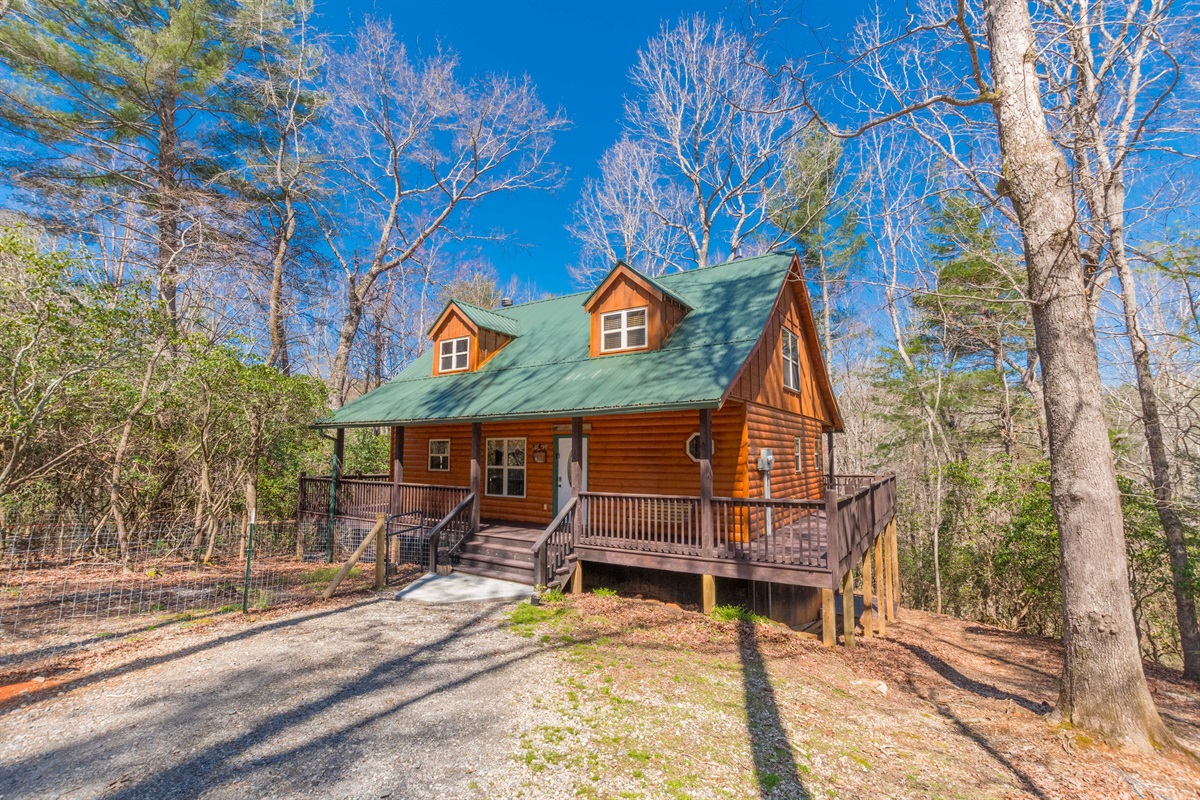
(582, 261), (693, 312)
(320, 252), (803, 427)
(428, 299), (521, 339)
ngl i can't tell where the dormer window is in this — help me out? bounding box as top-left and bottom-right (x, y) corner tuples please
(601, 308), (648, 352)
(782, 327), (801, 391)
(439, 337), (470, 372)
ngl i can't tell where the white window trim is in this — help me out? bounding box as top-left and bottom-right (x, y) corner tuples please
(782, 327), (801, 391)
(485, 437), (527, 498)
(439, 336), (470, 372)
(685, 432), (715, 463)
(428, 439), (450, 472)
(599, 307), (649, 353)
(795, 435), (803, 472)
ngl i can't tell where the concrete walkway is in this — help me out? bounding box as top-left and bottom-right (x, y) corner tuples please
(396, 572), (533, 604)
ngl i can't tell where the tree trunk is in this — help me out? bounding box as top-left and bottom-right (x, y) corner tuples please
(157, 92), (181, 326)
(983, 0), (1172, 750)
(266, 198), (295, 373)
(1106, 176), (1200, 681)
(328, 278), (366, 408)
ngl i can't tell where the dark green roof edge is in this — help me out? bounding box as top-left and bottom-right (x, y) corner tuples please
(312, 397), (721, 429)
(582, 260), (694, 310)
(427, 299), (521, 338)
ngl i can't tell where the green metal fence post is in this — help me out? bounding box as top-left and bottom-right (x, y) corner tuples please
(242, 509), (257, 614)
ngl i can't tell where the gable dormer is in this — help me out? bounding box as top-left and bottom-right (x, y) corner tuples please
(583, 261), (691, 357)
(428, 300), (519, 376)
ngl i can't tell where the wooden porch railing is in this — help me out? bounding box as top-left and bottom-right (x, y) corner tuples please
(427, 492), (477, 573)
(298, 476), (469, 527)
(530, 496), (579, 588)
(574, 473), (897, 584)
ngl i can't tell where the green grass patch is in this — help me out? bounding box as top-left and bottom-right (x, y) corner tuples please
(591, 587), (617, 597)
(711, 604), (771, 624)
(506, 600), (571, 638)
(541, 588), (566, 603)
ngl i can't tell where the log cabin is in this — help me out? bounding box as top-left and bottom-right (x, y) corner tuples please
(302, 251), (898, 641)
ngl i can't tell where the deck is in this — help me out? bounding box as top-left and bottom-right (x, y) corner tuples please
(298, 474), (896, 591)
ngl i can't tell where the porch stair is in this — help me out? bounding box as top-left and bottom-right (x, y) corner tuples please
(452, 524), (539, 585)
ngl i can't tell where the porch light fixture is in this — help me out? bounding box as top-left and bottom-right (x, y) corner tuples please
(532, 443), (548, 463)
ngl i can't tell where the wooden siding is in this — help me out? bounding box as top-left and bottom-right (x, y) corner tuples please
(397, 405), (745, 525)
(587, 271), (688, 357)
(429, 308), (511, 376)
(744, 403), (826, 501)
(728, 274), (835, 425)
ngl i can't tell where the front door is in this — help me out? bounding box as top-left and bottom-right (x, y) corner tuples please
(555, 436), (588, 513)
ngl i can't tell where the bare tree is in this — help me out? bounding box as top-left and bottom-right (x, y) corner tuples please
(316, 18), (566, 405)
(571, 15), (803, 283)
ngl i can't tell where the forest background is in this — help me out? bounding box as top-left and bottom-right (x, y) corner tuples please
(1, 0), (1198, 682)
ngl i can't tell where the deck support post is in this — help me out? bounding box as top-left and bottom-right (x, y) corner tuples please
(821, 588), (835, 647)
(470, 423), (482, 533)
(375, 520), (387, 590)
(699, 409), (714, 557)
(888, 519), (900, 621)
(390, 425), (404, 516)
(701, 573), (716, 615)
(570, 416), (584, 528)
(571, 560), (583, 593)
(874, 533), (887, 637)
(861, 544), (874, 639)
(841, 568), (855, 649)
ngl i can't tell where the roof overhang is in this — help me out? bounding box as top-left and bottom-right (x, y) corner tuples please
(311, 398), (723, 430)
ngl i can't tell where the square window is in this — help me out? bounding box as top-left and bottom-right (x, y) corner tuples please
(439, 337), (470, 372)
(428, 439), (450, 471)
(599, 307), (649, 353)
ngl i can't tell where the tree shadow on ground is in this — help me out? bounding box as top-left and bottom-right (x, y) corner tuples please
(737, 620), (810, 799)
(898, 641), (1050, 714)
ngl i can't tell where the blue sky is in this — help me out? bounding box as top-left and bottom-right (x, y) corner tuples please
(325, 0), (870, 296)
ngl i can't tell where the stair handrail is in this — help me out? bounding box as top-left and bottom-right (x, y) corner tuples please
(530, 496), (579, 587)
(425, 491), (477, 572)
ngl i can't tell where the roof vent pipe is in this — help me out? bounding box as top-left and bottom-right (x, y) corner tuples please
(501, 297), (513, 307)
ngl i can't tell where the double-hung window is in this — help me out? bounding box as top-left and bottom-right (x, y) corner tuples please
(439, 337), (470, 372)
(428, 439), (450, 471)
(794, 436), (804, 472)
(600, 307), (648, 352)
(782, 328), (801, 391)
(485, 438), (526, 497)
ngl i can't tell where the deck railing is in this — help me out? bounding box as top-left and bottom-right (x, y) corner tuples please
(579, 492), (703, 556)
(712, 497), (827, 567)
(530, 496), (579, 588)
(298, 476), (469, 527)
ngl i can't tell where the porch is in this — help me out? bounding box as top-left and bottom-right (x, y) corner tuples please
(297, 469), (897, 594)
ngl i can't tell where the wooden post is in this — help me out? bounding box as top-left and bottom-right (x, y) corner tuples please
(861, 544), (874, 639)
(470, 422), (482, 533)
(571, 560), (583, 594)
(698, 409), (714, 557)
(374, 518), (387, 590)
(826, 430), (835, 485)
(701, 573), (716, 614)
(883, 523), (895, 623)
(875, 533), (887, 637)
(391, 425), (404, 483)
(323, 514), (385, 600)
(821, 588), (836, 647)
(333, 428), (345, 478)
(841, 568), (855, 649)
(888, 519), (901, 621)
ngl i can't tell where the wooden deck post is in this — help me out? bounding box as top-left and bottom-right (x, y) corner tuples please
(374, 518), (387, 590)
(861, 544), (874, 639)
(888, 519), (901, 621)
(698, 409), (714, 557)
(701, 573), (716, 614)
(470, 422), (482, 533)
(571, 560), (583, 594)
(841, 568), (854, 649)
(821, 588), (836, 647)
(883, 523), (895, 623)
(391, 425), (404, 483)
(570, 416), (584, 516)
(875, 532), (887, 637)
(333, 428), (345, 478)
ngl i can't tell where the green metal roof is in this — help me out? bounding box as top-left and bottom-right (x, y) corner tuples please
(430, 299), (522, 338)
(582, 260), (694, 311)
(319, 251), (796, 428)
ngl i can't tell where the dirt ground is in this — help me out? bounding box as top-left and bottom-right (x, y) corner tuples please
(512, 596), (1200, 800)
(1, 591), (1198, 799)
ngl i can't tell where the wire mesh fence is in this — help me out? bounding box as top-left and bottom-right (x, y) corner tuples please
(0, 514), (432, 640)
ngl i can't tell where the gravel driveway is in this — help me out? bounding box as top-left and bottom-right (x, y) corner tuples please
(0, 596), (556, 799)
